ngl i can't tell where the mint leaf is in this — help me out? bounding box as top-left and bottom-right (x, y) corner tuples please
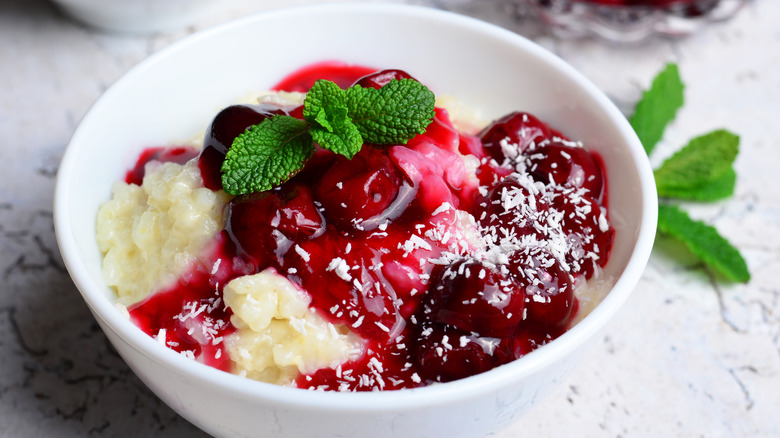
(657, 204), (750, 282)
(221, 116), (313, 195)
(654, 129), (739, 201)
(303, 79), (372, 158)
(658, 168), (736, 201)
(347, 78), (435, 144)
(630, 63), (684, 154)
(303, 80), (349, 128)
(310, 120), (363, 158)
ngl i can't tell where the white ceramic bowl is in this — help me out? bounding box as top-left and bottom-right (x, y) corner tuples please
(54, 4), (657, 438)
(50, 0), (220, 34)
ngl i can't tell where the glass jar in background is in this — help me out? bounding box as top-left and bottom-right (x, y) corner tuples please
(513, 0), (751, 43)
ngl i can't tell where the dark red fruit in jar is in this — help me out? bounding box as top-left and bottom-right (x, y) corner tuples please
(526, 140), (605, 200)
(314, 146), (404, 231)
(225, 183), (324, 268)
(198, 103), (299, 191)
(478, 111), (554, 165)
(412, 323), (498, 383)
(508, 249), (576, 329)
(422, 258), (526, 338)
(353, 69), (416, 89)
(125, 146), (198, 185)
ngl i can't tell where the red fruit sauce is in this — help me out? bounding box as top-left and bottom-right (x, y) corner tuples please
(123, 62), (614, 391)
(125, 146), (198, 185)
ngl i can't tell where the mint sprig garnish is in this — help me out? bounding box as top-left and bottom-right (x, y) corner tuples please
(630, 63), (750, 282)
(221, 78), (435, 195)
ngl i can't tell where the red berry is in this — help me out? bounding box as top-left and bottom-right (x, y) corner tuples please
(508, 248), (576, 330)
(412, 323), (498, 383)
(511, 326), (556, 356)
(314, 146), (404, 231)
(526, 140), (605, 200)
(225, 183), (324, 267)
(423, 258), (526, 338)
(551, 188), (614, 279)
(353, 69), (416, 89)
(478, 112), (555, 165)
(198, 103), (300, 190)
(478, 174), (550, 241)
(284, 234), (402, 340)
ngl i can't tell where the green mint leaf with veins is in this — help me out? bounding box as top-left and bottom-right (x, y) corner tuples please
(303, 79), (348, 128)
(657, 204), (750, 283)
(630, 63), (684, 154)
(310, 116), (363, 159)
(221, 116), (313, 195)
(654, 129), (739, 201)
(346, 78), (436, 144)
(303, 80), (364, 158)
(659, 168), (736, 202)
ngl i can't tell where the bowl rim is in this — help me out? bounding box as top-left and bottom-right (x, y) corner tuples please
(54, 2), (657, 412)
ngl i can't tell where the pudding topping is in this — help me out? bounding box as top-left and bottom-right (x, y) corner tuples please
(119, 63), (614, 390)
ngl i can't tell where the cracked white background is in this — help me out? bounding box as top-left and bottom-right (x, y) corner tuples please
(1, 0), (778, 436)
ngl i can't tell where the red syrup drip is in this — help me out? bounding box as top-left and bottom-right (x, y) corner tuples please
(271, 61), (379, 92)
(124, 146), (198, 185)
(122, 63), (614, 390)
(127, 233), (257, 371)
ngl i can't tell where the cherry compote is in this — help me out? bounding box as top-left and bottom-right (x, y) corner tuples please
(122, 63), (614, 391)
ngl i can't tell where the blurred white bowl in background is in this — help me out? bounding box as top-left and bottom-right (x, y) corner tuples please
(50, 0), (222, 34)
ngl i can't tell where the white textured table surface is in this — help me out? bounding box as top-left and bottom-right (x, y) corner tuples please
(1, 0), (778, 437)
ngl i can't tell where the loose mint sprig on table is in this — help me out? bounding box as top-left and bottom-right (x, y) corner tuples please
(631, 63), (750, 283)
(221, 78), (436, 195)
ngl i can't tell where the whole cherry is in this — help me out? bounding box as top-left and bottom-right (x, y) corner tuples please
(224, 183), (324, 268)
(508, 248), (576, 330)
(478, 111), (554, 165)
(422, 258), (526, 338)
(412, 322), (498, 383)
(477, 174), (550, 241)
(198, 103), (300, 190)
(353, 69), (416, 89)
(314, 146), (404, 231)
(526, 140), (605, 200)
